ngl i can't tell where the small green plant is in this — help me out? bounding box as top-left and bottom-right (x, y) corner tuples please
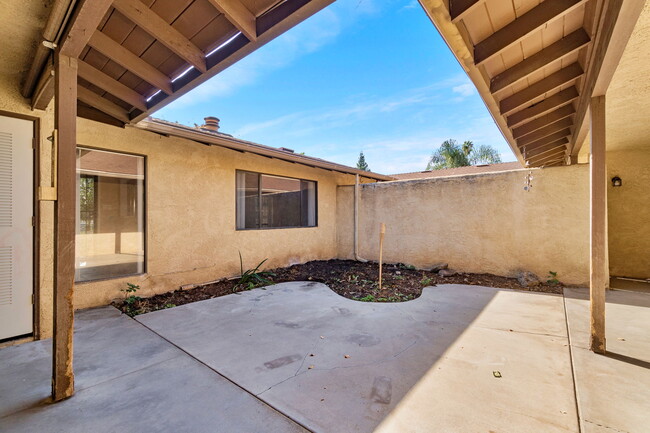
(355, 294), (376, 302)
(236, 251), (275, 291)
(122, 283), (141, 316)
(421, 277), (433, 286)
(348, 274), (360, 284)
(393, 275), (405, 280)
(164, 303), (176, 309)
(547, 271), (560, 286)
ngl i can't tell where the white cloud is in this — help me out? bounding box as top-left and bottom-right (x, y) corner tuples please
(452, 82), (476, 97)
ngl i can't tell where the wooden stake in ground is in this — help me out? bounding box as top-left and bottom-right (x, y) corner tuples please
(378, 223), (386, 291)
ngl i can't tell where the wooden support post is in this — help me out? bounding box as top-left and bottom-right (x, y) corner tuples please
(378, 223), (386, 291)
(52, 51), (77, 401)
(589, 95), (608, 354)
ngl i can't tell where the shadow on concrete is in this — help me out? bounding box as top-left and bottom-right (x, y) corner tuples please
(603, 351), (650, 369)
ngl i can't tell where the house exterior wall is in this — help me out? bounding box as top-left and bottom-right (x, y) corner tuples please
(337, 165), (591, 285)
(72, 120), (360, 311)
(607, 149), (650, 279)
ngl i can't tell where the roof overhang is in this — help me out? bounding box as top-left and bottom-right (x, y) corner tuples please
(24, 0), (335, 125)
(134, 118), (394, 181)
(418, 0), (644, 167)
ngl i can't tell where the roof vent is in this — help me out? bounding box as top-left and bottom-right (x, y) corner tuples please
(201, 116), (220, 132)
(279, 147), (294, 153)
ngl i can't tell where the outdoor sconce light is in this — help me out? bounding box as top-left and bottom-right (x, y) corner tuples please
(611, 176), (622, 187)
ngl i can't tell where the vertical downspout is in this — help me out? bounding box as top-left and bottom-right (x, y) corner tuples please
(354, 174), (367, 262)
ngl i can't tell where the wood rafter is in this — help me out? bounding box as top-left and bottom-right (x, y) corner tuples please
(77, 86), (130, 123)
(522, 136), (570, 155)
(500, 62), (584, 115)
(31, 64), (55, 110)
(517, 117), (574, 147)
(59, 0), (115, 58)
(491, 29), (591, 94)
(112, 0), (207, 73)
(78, 60), (147, 111)
(450, 0), (484, 23)
(527, 148), (566, 165)
(524, 139), (569, 159)
(520, 128), (572, 151)
(512, 105), (576, 139)
(207, 0), (257, 42)
(507, 87), (579, 128)
(474, 0), (586, 65)
(88, 31), (173, 95)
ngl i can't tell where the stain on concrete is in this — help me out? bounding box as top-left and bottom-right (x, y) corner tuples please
(274, 321), (301, 329)
(264, 354), (303, 370)
(332, 307), (352, 317)
(370, 376), (392, 404)
(347, 333), (381, 347)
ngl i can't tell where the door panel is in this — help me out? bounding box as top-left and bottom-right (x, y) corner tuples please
(0, 115), (33, 340)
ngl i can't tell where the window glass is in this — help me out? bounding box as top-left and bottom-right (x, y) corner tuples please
(236, 171), (317, 229)
(75, 148), (145, 282)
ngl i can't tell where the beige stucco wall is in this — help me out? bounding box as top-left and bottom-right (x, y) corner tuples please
(607, 149), (650, 279)
(337, 166), (591, 285)
(72, 120), (361, 310)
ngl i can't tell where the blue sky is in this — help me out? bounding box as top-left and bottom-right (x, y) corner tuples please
(157, 0), (514, 174)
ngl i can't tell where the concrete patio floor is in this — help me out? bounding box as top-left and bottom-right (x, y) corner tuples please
(1, 282), (648, 432)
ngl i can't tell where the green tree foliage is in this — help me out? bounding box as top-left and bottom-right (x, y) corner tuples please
(426, 139), (502, 170)
(356, 152), (370, 171)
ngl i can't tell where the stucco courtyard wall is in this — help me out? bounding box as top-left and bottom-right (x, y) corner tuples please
(337, 165), (591, 285)
(607, 149), (650, 279)
(73, 119), (361, 310)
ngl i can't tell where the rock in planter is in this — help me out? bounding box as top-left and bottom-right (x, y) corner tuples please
(438, 269), (456, 277)
(517, 271), (540, 287)
(428, 263), (448, 272)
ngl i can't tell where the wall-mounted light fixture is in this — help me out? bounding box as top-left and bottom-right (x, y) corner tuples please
(611, 176), (622, 187)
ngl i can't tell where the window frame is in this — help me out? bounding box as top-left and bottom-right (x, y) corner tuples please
(75, 146), (147, 284)
(235, 169), (318, 231)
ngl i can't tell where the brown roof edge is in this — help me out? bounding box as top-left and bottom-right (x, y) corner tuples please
(132, 118), (394, 182)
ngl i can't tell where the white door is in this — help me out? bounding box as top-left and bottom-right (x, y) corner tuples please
(0, 115), (33, 340)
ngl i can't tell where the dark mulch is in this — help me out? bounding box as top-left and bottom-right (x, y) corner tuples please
(114, 259), (563, 316)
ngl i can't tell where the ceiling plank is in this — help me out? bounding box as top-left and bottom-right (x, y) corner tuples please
(491, 29), (591, 94)
(450, 0), (484, 23)
(519, 128), (572, 150)
(59, 0), (115, 58)
(77, 85), (131, 123)
(512, 104), (576, 139)
(78, 103), (126, 127)
(474, 0), (586, 66)
(517, 117), (574, 147)
(207, 0), (257, 42)
(78, 60), (147, 111)
(500, 63), (584, 115)
(507, 86), (579, 128)
(88, 31), (173, 95)
(112, 0), (207, 73)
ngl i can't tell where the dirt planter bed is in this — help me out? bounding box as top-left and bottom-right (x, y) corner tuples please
(114, 260), (563, 316)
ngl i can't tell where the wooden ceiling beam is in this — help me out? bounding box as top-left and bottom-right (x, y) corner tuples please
(112, 0), (207, 73)
(512, 104), (575, 139)
(88, 31), (173, 95)
(450, 0), (484, 23)
(517, 117), (574, 147)
(507, 86), (579, 128)
(519, 127), (572, 150)
(59, 0), (115, 58)
(31, 64), (55, 110)
(491, 29), (591, 94)
(523, 136), (570, 154)
(527, 149), (566, 165)
(474, 0), (587, 66)
(77, 103), (126, 127)
(207, 0), (257, 42)
(77, 85), (130, 123)
(523, 139), (569, 159)
(500, 62), (583, 115)
(78, 60), (147, 111)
